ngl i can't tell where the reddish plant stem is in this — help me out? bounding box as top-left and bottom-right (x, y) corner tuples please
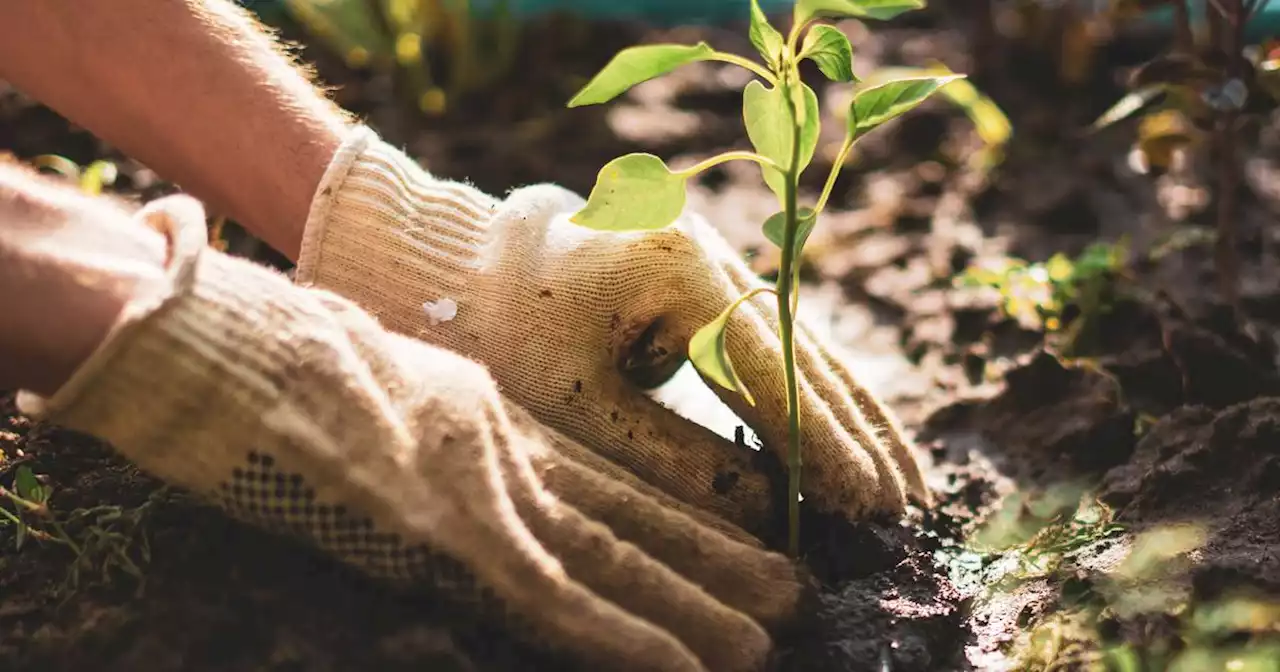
(1173, 1), (1193, 52)
(973, 0), (997, 74)
(1213, 0), (1245, 311)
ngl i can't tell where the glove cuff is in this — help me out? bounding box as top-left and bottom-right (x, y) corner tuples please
(295, 125), (499, 330)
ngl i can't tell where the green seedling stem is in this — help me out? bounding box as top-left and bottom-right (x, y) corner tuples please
(778, 55), (804, 555)
(565, 0), (957, 557)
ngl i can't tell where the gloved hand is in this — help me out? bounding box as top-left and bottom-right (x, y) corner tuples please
(16, 193), (805, 672)
(296, 126), (930, 536)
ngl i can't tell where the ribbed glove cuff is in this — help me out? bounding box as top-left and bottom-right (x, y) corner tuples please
(295, 125), (499, 331)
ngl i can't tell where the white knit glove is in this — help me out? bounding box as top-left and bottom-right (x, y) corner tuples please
(296, 126), (930, 535)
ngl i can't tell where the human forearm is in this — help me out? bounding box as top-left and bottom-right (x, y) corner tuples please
(0, 0), (350, 260)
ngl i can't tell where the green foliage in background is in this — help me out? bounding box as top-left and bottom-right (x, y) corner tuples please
(284, 0), (521, 114)
(957, 240), (1130, 355)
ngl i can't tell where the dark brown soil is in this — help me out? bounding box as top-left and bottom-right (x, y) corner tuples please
(3, 6), (1279, 671)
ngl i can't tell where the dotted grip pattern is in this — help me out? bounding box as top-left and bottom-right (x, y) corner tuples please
(213, 449), (505, 621)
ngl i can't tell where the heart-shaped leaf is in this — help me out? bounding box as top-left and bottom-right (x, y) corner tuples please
(762, 208), (818, 265)
(568, 42), (716, 107)
(690, 303), (755, 405)
(799, 25), (856, 82)
(749, 0), (786, 71)
(848, 72), (963, 137)
(794, 0), (925, 24)
(569, 153), (687, 230)
(743, 80), (820, 202)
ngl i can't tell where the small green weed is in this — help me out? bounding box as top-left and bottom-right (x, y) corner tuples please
(956, 239), (1130, 356)
(949, 482), (1126, 594)
(0, 465), (154, 596)
(951, 483), (1279, 671)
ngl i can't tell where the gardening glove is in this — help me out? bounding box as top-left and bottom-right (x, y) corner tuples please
(296, 126), (931, 538)
(16, 194), (806, 672)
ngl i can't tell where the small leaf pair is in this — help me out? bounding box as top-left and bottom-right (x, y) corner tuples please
(752, 0), (859, 83)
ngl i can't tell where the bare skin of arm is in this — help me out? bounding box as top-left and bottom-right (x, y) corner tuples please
(0, 0), (352, 260)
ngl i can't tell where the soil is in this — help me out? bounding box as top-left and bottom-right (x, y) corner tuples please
(2, 5), (1279, 671)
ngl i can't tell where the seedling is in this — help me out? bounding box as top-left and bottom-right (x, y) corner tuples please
(957, 239), (1131, 356)
(282, 0), (520, 114)
(565, 0), (961, 556)
(0, 465), (153, 595)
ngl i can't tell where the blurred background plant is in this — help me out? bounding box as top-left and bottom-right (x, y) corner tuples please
(250, 1), (1013, 157)
(251, 0), (806, 115)
(29, 154), (118, 196)
(268, 0), (522, 115)
(955, 0), (1280, 313)
(1086, 0), (1280, 314)
(956, 239), (1131, 357)
(934, 0), (1280, 332)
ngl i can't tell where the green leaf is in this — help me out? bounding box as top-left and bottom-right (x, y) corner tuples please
(1089, 85), (1166, 132)
(794, 0), (926, 24)
(79, 161), (118, 196)
(799, 25), (856, 82)
(567, 42), (716, 107)
(762, 208), (818, 266)
(848, 72), (963, 137)
(749, 0), (786, 71)
(14, 466), (41, 502)
(743, 80), (820, 202)
(690, 301), (756, 405)
(934, 76), (1010, 148)
(569, 153), (688, 231)
(874, 65), (1009, 146)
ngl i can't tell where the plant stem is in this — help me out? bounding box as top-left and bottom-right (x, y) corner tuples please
(1214, 0), (1244, 312)
(786, 18), (812, 55)
(2, 489), (45, 514)
(675, 151), (781, 179)
(776, 71), (805, 558)
(47, 518), (82, 556)
(0, 505), (23, 527)
(1173, 1), (1192, 52)
(814, 133), (855, 215)
(708, 53), (778, 84)
(973, 0), (997, 75)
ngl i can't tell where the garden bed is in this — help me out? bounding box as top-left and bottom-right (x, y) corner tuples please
(2, 8), (1278, 671)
